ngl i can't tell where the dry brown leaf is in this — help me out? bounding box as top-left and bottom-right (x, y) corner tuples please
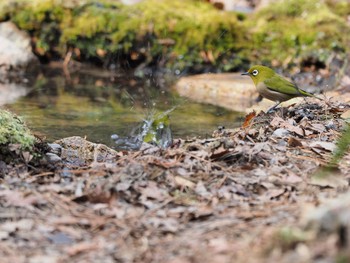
(270, 116), (284, 127)
(309, 174), (348, 188)
(66, 242), (100, 256)
(190, 205), (214, 219)
(309, 141), (336, 152)
(310, 123), (326, 133)
(0, 190), (44, 208)
(288, 137), (303, 147)
(267, 188), (286, 199)
(341, 109), (350, 119)
(139, 181), (169, 201)
(210, 147), (231, 161)
(271, 117), (304, 136)
(1, 219), (34, 232)
(174, 176), (196, 189)
(195, 181), (212, 199)
(242, 111), (256, 129)
(285, 173), (303, 184)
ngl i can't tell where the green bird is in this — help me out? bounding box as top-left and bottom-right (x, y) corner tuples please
(242, 65), (320, 112)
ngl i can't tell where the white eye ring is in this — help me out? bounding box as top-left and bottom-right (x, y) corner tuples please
(252, 69), (259, 76)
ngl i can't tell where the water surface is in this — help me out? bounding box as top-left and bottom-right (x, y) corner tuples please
(4, 65), (242, 147)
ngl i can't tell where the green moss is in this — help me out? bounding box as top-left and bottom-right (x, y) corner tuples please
(1, 0), (349, 71)
(62, 0), (245, 69)
(329, 123), (350, 167)
(1, 0), (244, 71)
(0, 109), (35, 150)
(245, 0), (350, 66)
(277, 227), (309, 249)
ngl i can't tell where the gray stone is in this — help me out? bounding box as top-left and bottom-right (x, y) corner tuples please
(0, 22), (37, 74)
(0, 83), (29, 106)
(47, 143), (63, 155)
(272, 128), (290, 138)
(45, 153), (62, 164)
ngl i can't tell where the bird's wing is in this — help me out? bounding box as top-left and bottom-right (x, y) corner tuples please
(263, 75), (302, 95)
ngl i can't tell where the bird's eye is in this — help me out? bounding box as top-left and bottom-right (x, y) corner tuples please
(252, 69), (259, 76)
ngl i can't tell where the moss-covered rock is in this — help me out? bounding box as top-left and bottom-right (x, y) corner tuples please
(0, 0), (349, 72)
(245, 0), (350, 67)
(0, 109), (35, 152)
(0, 0), (245, 71)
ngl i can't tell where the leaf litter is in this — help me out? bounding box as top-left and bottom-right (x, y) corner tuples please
(1, 98), (350, 262)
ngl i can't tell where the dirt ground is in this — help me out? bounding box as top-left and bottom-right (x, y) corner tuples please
(1, 97), (350, 263)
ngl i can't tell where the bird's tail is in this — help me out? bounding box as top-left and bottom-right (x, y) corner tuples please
(298, 88), (322, 100)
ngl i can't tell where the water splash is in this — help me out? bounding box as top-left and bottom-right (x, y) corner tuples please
(111, 106), (176, 150)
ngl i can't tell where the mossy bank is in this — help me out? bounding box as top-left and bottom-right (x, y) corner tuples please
(0, 109), (35, 161)
(1, 0), (349, 72)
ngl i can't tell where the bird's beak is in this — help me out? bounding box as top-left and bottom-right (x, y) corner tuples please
(241, 72), (249, 76)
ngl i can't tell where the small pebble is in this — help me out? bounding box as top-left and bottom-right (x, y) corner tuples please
(45, 153), (62, 164)
(272, 128), (289, 138)
(47, 143), (62, 155)
(325, 120), (336, 130)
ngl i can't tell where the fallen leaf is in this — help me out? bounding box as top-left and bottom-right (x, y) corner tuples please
(270, 117), (284, 127)
(210, 148), (232, 161)
(195, 181), (212, 199)
(139, 181), (169, 201)
(309, 175), (348, 188)
(147, 217), (179, 233)
(271, 117), (304, 136)
(341, 109), (350, 119)
(1, 219), (34, 232)
(285, 173), (303, 183)
(190, 205), (214, 219)
(267, 188), (286, 199)
(115, 180), (132, 191)
(310, 123), (326, 133)
(0, 190), (43, 208)
(174, 176), (196, 189)
(309, 141), (336, 152)
(288, 137), (303, 147)
(286, 124), (304, 137)
(242, 111), (256, 129)
(0, 231), (9, 240)
(208, 238), (230, 253)
(309, 168), (348, 188)
(66, 242), (100, 256)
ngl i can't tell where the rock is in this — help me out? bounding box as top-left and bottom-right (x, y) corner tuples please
(0, 83), (29, 106)
(47, 143), (63, 155)
(55, 136), (120, 168)
(45, 153), (62, 164)
(174, 73), (257, 112)
(0, 22), (37, 77)
(325, 120), (336, 130)
(272, 128), (290, 138)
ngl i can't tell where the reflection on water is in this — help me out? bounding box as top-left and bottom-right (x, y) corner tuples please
(3, 65), (242, 147)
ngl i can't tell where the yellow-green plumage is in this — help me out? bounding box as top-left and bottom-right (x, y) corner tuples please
(242, 65), (319, 112)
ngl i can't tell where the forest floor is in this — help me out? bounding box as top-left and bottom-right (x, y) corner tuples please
(1, 97), (350, 263)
